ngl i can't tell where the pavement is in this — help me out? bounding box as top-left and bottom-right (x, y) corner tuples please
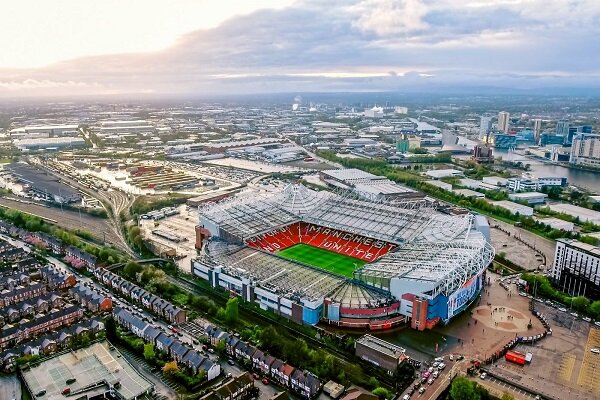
(489, 218), (556, 268)
(0, 374), (20, 400)
(437, 272), (546, 361)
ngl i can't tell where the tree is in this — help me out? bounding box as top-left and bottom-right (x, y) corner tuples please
(572, 296), (591, 313)
(163, 360), (179, 375)
(143, 343), (156, 361)
(450, 376), (480, 400)
(105, 316), (117, 341)
(215, 340), (226, 354)
(590, 301), (600, 320)
(225, 297), (239, 325)
(372, 387), (391, 399)
(124, 261), (143, 280)
(368, 377), (380, 389)
(501, 393), (515, 400)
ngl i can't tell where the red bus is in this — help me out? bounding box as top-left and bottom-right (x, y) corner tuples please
(505, 351), (526, 366)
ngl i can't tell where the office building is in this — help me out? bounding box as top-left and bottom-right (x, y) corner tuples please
(540, 133), (565, 147)
(556, 120), (570, 137)
(551, 239), (600, 300)
(532, 119), (542, 144)
(497, 111), (510, 133)
(570, 133), (600, 166)
(479, 116), (493, 140)
(491, 133), (516, 149)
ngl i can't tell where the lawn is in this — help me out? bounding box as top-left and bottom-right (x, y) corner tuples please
(277, 243), (365, 277)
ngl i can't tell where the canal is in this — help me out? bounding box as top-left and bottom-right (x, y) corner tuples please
(495, 149), (600, 193)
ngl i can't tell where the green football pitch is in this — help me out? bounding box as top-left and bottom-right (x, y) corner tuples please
(276, 243), (366, 277)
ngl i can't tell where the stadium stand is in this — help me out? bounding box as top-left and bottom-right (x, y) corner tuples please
(246, 222), (396, 262)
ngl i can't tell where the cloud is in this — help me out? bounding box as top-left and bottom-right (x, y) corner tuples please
(0, 0), (599, 96)
(349, 0), (429, 36)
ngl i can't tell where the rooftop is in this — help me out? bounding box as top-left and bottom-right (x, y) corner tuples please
(21, 341), (153, 400)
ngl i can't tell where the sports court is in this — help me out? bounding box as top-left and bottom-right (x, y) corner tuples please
(22, 341), (153, 400)
(277, 243), (366, 277)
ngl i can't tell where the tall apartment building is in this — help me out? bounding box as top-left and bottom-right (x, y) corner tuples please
(479, 116), (493, 140)
(532, 119), (542, 144)
(570, 133), (600, 166)
(551, 239), (600, 299)
(497, 111), (510, 133)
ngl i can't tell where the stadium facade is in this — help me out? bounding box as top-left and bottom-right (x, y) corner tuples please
(192, 183), (494, 331)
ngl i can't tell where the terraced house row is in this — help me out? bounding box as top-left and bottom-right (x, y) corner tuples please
(112, 307), (220, 380)
(0, 221), (97, 269)
(0, 317), (105, 372)
(205, 324), (321, 399)
(94, 268), (186, 324)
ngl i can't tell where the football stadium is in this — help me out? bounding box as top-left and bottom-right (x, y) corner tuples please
(192, 180), (494, 331)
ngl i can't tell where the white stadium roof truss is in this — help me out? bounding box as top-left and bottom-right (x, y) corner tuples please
(356, 235), (494, 297)
(200, 183), (495, 300)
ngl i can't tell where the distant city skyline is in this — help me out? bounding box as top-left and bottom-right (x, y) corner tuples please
(2, 0), (599, 97)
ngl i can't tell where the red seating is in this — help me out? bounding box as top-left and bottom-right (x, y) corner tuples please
(246, 222), (395, 262)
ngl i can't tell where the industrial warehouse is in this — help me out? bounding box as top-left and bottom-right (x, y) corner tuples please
(192, 178), (494, 331)
(3, 163), (81, 204)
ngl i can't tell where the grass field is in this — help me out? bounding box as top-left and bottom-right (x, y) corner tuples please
(277, 243), (365, 277)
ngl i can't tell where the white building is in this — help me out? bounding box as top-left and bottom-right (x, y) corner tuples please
(570, 133), (600, 166)
(364, 107), (384, 118)
(482, 176), (508, 187)
(497, 111), (510, 133)
(425, 169), (464, 179)
(394, 106), (408, 114)
(492, 200), (533, 216)
(551, 239), (600, 299)
(547, 203), (600, 225)
(508, 192), (548, 205)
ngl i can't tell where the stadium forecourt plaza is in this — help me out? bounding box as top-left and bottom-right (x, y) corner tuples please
(192, 183), (494, 331)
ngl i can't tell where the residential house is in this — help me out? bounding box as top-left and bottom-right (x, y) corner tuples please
(163, 303), (186, 324)
(155, 332), (176, 354)
(142, 325), (161, 343)
(169, 340), (190, 363)
(64, 246), (97, 269)
(225, 335), (240, 357)
(182, 349), (205, 374)
(291, 370), (321, 398)
(202, 372), (254, 400)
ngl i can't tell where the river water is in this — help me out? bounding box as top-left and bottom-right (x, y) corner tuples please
(495, 149), (600, 193)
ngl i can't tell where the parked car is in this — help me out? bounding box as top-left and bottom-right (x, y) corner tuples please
(480, 372), (487, 379)
(591, 348), (600, 354)
(262, 378), (269, 385)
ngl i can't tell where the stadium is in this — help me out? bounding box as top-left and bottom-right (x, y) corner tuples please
(192, 181), (494, 331)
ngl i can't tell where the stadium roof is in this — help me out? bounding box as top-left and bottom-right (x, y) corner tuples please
(202, 184), (464, 244)
(355, 233), (494, 297)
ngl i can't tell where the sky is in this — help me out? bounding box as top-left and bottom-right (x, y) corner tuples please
(1, 0), (599, 97)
